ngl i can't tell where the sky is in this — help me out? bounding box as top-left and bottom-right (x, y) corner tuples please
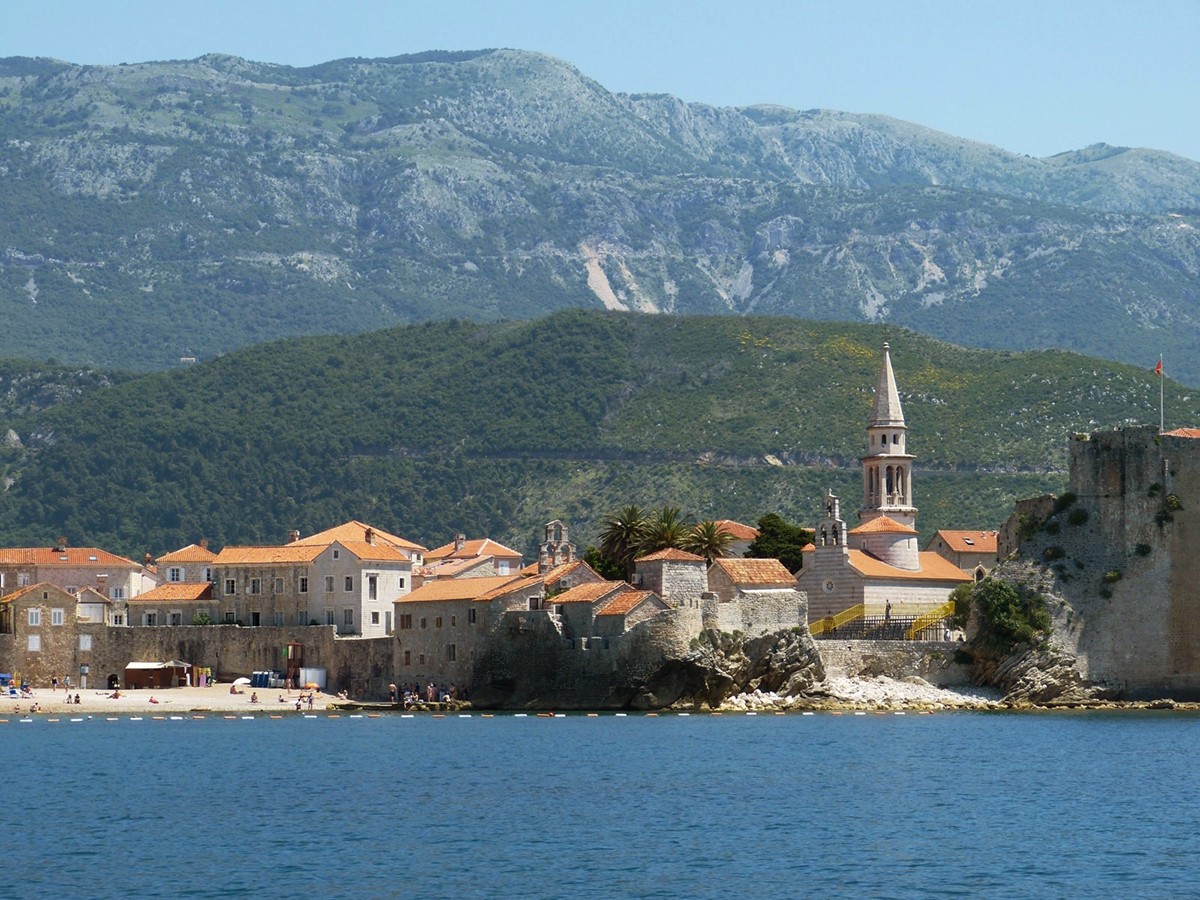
(4, 0), (1197, 162)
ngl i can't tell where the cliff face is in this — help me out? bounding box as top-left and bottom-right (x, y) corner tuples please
(982, 426), (1200, 701)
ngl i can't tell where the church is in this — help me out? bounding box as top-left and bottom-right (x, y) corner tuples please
(797, 343), (971, 623)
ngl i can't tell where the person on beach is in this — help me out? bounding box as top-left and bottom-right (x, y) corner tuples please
(52, 675), (58, 691)
(249, 692), (259, 704)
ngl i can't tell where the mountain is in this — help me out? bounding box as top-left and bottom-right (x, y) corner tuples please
(0, 311), (1190, 560)
(1, 51), (1198, 378)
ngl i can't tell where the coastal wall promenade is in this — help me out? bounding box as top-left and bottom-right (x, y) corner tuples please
(817, 640), (973, 687)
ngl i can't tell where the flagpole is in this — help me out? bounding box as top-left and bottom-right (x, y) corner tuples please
(1160, 355), (1165, 434)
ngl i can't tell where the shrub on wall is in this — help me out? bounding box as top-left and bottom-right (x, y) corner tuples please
(972, 578), (1052, 654)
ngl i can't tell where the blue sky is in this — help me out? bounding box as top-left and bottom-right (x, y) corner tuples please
(5, 0), (1197, 162)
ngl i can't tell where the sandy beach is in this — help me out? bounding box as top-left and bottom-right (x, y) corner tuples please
(6, 684), (346, 715)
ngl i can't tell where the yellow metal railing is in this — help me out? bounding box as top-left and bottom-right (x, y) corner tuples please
(808, 603), (864, 637)
(905, 600), (956, 640)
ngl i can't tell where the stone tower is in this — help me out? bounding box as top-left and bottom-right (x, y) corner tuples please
(861, 342), (917, 529)
(538, 519), (575, 573)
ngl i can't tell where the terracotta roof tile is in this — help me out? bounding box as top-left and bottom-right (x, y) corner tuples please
(712, 558), (795, 585)
(129, 582), (214, 603)
(474, 576), (542, 603)
(211, 545), (324, 565)
(713, 519), (759, 541)
(596, 590), (657, 617)
(0, 547), (140, 567)
(635, 548), (705, 563)
(1164, 428), (1200, 439)
(930, 530), (998, 554)
(289, 520), (426, 553)
(0, 582), (78, 604)
(847, 549), (971, 582)
(336, 541), (412, 563)
(549, 581), (625, 604)
(425, 537), (522, 563)
(156, 543), (217, 564)
(847, 516), (918, 535)
(397, 575), (521, 604)
(419, 556), (497, 579)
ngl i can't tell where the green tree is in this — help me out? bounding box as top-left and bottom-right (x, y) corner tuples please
(682, 520), (735, 564)
(598, 504), (648, 578)
(744, 513), (814, 573)
(639, 505), (693, 556)
(583, 545), (626, 581)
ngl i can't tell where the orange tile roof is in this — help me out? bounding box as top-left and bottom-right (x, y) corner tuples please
(636, 548), (705, 563)
(714, 519), (759, 541)
(397, 575), (522, 604)
(596, 590), (658, 617)
(425, 537), (522, 563)
(475, 576), (542, 603)
(930, 530), (999, 554)
(519, 561), (541, 577)
(712, 558), (795, 585)
(848, 516), (918, 535)
(1164, 428), (1200, 439)
(289, 520), (426, 552)
(0, 582), (77, 604)
(336, 540), (412, 563)
(129, 582), (214, 603)
(420, 556), (497, 579)
(211, 545), (324, 565)
(550, 581), (626, 604)
(847, 549), (971, 583)
(543, 560), (604, 587)
(157, 543), (217, 564)
(0, 547), (140, 568)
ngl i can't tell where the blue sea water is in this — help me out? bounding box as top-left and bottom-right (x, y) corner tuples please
(3, 710), (1199, 899)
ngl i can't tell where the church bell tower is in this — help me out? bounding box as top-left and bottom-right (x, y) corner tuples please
(860, 342), (917, 529)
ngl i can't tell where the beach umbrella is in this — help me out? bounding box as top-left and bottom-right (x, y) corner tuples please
(304, 682), (320, 690)
(232, 677), (251, 686)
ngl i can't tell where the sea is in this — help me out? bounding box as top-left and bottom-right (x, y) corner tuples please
(4, 710), (1198, 899)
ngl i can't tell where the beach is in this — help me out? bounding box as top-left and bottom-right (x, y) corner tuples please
(7, 684), (344, 715)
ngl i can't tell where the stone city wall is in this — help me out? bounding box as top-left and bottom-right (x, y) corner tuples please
(817, 640), (973, 687)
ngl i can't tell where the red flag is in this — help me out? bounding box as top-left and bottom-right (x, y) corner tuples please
(1155, 358), (1163, 377)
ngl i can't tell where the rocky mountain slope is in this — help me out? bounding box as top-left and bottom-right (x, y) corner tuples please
(1, 51), (1199, 378)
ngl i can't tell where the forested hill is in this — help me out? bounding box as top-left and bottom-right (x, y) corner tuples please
(1, 51), (1199, 379)
(0, 311), (1191, 560)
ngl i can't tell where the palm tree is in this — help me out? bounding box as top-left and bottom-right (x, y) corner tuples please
(599, 504), (648, 577)
(683, 520), (735, 564)
(638, 505), (693, 556)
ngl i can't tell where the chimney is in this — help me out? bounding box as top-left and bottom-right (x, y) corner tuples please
(55, 536), (68, 552)
(199, 538), (209, 550)
(454, 534), (466, 552)
(288, 529), (300, 544)
(365, 527), (375, 546)
(144, 553), (153, 566)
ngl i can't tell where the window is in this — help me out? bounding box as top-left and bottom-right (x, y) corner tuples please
(325, 609), (335, 625)
(447, 644), (457, 662)
(420, 617), (427, 629)
(203, 567), (212, 582)
(143, 612), (158, 626)
(224, 579), (236, 596)
(273, 578), (284, 594)
(403, 650), (411, 666)
(79, 634), (92, 651)
(368, 575), (378, 600)
(112, 614), (124, 626)
(343, 608), (354, 626)
(325, 576), (334, 593)
(344, 576), (354, 592)
(332, 549), (340, 560)
(274, 611), (284, 626)
(27, 609), (40, 627)
(370, 611), (380, 625)
(527, 597), (539, 611)
(250, 612), (260, 626)
(224, 611), (235, 623)
(51, 608), (65, 626)
(435, 616), (442, 628)
(17, 572), (30, 587)
(297, 609), (307, 625)
(110, 587), (125, 600)
(169, 612), (183, 626)
(398, 576), (406, 589)
(468, 608), (477, 625)
(299, 577), (309, 594)
(418, 653), (425, 665)
(27, 635), (40, 652)
(450, 615), (456, 627)
(250, 578), (261, 595)
(168, 567), (182, 583)
(399, 614), (412, 630)
(498, 561), (510, 575)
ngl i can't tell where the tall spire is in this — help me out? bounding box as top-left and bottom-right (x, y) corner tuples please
(869, 342), (905, 428)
